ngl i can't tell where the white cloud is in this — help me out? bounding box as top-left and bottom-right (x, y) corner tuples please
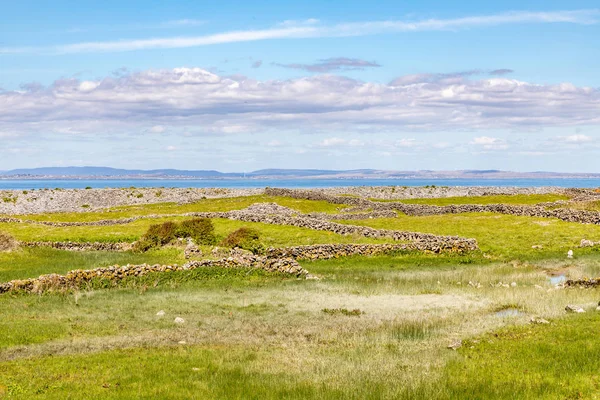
(348, 139), (364, 147)
(150, 125), (166, 134)
(318, 137), (348, 147)
(1, 67), (599, 141)
(470, 136), (509, 150)
(560, 134), (593, 143)
(1, 10), (597, 54)
(78, 81), (99, 92)
(395, 139), (417, 148)
(166, 145), (177, 151)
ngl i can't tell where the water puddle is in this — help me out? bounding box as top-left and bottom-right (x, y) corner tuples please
(494, 308), (523, 318)
(548, 274), (566, 285)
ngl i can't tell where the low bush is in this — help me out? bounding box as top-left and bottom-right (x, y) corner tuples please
(0, 231), (18, 252)
(176, 218), (216, 245)
(220, 227), (263, 253)
(134, 219), (216, 252)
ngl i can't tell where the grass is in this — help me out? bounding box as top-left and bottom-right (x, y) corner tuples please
(0, 217), (394, 247)
(337, 213), (600, 260)
(442, 312), (600, 399)
(559, 200), (600, 212)
(0, 247), (186, 282)
(3, 192), (600, 398)
(372, 193), (570, 205)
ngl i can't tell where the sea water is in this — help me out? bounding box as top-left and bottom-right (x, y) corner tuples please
(1, 178), (600, 190)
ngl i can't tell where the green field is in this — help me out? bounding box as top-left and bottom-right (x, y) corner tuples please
(1, 191), (599, 399)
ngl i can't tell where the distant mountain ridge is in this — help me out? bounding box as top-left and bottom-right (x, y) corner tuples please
(2, 166), (239, 178)
(2, 166), (600, 179)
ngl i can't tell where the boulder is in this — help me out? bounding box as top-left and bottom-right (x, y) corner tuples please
(565, 305), (585, 313)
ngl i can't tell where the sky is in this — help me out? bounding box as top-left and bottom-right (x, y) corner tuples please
(1, 0), (599, 172)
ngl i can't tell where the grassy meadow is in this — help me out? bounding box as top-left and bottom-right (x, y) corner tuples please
(1, 190), (600, 399)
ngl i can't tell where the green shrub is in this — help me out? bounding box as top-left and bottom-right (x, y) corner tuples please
(176, 218), (216, 245)
(134, 219), (216, 252)
(0, 231), (18, 251)
(134, 221), (178, 252)
(220, 227), (263, 253)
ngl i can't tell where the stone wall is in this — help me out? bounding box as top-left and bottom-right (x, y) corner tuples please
(0, 252), (311, 294)
(564, 278), (600, 288)
(1, 205), (479, 252)
(265, 188), (600, 225)
(264, 243), (454, 260)
(20, 241), (132, 252)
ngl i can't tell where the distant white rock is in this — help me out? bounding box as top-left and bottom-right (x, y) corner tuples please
(567, 250), (574, 259)
(565, 305), (585, 313)
(174, 317), (185, 324)
(156, 310), (165, 317)
(530, 316), (550, 325)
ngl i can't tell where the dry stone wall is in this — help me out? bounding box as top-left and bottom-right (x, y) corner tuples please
(20, 241), (132, 252)
(564, 278), (600, 288)
(264, 243), (453, 260)
(0, 253), (311, 294)
(265, 188), (600, 225)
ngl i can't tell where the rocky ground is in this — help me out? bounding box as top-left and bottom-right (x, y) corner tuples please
(0, 185), (570, 215)
(0, 187), (261, 214)
(319, 185), (566, 199)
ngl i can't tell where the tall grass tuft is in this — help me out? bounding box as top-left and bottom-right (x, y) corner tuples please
(0, 231), (18, 252)
(390, 319), (439, 340)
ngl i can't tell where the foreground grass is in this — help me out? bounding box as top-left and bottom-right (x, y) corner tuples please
(0, 247), (186, 282)
(3, 312), (599, 399)
(443, 312), (600, 399)
(390, 193), (569, 206)
(0, 344), (433, 400)
(1, 252), (600, 398)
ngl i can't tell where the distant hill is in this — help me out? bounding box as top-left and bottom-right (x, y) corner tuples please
(1, 166), (239, 178)
(248, 169), (380, 177)
(2, 166), (600, 180)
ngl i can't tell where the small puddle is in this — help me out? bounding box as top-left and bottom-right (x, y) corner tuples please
(548, 274), (566, 285)
(494, 308), (523, 318)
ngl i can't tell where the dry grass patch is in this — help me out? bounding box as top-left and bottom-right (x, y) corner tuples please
(0, 231), (17, 252)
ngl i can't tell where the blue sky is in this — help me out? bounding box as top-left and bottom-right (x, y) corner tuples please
(1, 1), (599, 172)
